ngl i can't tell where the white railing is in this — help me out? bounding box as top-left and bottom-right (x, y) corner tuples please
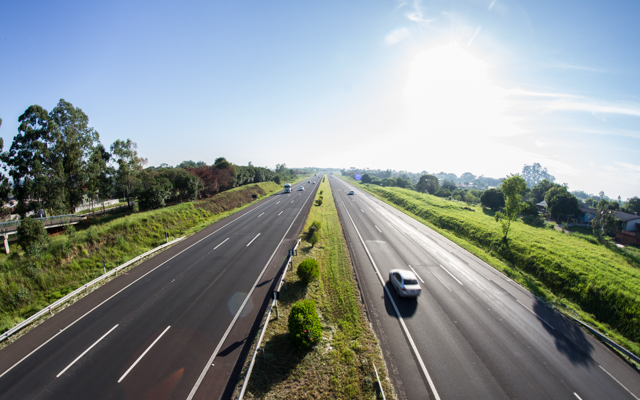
(0, 237), (185, 343)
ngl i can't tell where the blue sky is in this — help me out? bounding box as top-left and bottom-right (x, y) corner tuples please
(1, 0), (639, 199)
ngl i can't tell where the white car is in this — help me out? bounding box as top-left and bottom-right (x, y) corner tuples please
(299, 186), (305, 191)
(389, 269), (422, 298)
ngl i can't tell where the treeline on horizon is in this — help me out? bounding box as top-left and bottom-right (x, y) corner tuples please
(342, 163), (639, 215)
(0, 99), (306, 217)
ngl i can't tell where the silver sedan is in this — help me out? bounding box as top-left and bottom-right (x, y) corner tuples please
(389, 269), (422, 298)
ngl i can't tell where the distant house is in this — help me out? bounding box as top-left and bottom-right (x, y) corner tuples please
(615, 211), (640, 232)
(578, 206), (597, 224)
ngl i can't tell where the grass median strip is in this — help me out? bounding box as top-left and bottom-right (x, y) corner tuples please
(239, 176), (393, 399)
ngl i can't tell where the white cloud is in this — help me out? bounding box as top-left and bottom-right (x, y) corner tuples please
(384, 28), (411, 45)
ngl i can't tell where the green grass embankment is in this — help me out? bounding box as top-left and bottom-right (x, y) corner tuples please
(242, 176), (392, 399)
(344, 177), (640, 357)
(0, 181), (283, 336)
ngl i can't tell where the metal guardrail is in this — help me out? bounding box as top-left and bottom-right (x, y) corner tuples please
(237, 236), (387, 400)
(570, 316), (640, 365)
(0, 214), (85, 233)
(0, 236), (185, 343)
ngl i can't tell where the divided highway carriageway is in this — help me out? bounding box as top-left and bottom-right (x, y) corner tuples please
(329, 175), (640, 400)
(0, 180), (319, 400)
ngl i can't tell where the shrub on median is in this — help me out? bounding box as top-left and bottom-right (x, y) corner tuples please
(297, 258), (319, 283)
(288, 298), (322, 348)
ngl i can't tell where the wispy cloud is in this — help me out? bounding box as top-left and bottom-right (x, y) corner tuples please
(545, 63), (611, 73)
(405, 0), (435, 23)
(385, 28), (411, 45)
(488, 0), (497, 10)
(466, 26), (482, 47)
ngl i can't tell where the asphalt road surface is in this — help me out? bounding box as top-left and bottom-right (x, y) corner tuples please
(329, 175), (640, 400)
(0, 178), (320, 400)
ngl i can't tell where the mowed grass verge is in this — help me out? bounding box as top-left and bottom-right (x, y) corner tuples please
(344, 177), (640, 357)
(240, 176), (392, 399)
(0, 181), (284, 339)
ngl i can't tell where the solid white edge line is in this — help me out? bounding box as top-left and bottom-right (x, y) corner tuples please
(375, 225), (382, 233)
(57, 324), (119, 378)
(0, 196), (274, 379)
(573, 393), (582, 400)
(118, 326), (171, 383)
(439, 265), (463, 286)
(186, 184), (317, 400)
(407, 265), (425, 284)
(258, 212), (264, 218)
(339, 198), (441, 400)
(516, 300), (555, 330)
(214, 238), (229, 250)
(246, 233), (261, 247)
(598, 365), (638, 399)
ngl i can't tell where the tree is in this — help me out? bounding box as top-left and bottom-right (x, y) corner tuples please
(138, 176), (173, 210)
(49, 99), (100, 213)
(214, 157), (230, 169)
(416, 174), (439, 194)
(480, 188), (505, 211)
(17, 217), (50, 254)
(531, 179), (561, 203)
(85, 144), (114, 213)
(361, 173), (372, 184)
(521, 163), (555, 188)
(460, 172), (476, 183)
(494, 174), (527, 240)
(545, 186), (580, 221)
(435, 188), (451, 198)
(111, 139), (147, 209)
(441, 179), (457, 191)
(624, 197), (640, 214)
(0, 118), (10, 201)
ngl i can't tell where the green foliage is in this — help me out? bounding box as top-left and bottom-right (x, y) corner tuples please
(545, 186), (580, 220)
(521, 162), (555, 188)
(315, 198), (323, 206)
(532, 179), (561, 203)
(297, 258), (320, 283)
(495, 174), (527, 240)
(309, 231), (319, 247)
(17, 218), (50, 253)
(288, 299), (322, 347)
(416, 174), (439, 194)
(435, 188), (451, 198)
(138, 176), (173, 210)
(623, 196), (640, 214)
(480, 188), (504, 210)
(361, 173), (372, 184)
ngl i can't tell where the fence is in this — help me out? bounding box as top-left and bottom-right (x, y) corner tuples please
(0, 214), (85, 235)
(0, 237), (185, 343)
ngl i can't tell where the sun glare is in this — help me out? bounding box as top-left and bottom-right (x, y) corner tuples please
(403, 43), (521, 147)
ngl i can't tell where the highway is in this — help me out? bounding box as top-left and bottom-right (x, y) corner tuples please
(0, 178), (320, 400)
(329, 175), (640, 400)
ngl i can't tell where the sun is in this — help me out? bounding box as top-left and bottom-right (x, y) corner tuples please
(402, 43), (519, 145)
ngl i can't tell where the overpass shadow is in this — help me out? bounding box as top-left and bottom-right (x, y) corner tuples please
(532, 298), (594, 367)
(384, 281), (418, 319)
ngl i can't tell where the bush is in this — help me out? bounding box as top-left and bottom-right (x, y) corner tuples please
(315, 199), (323, 206)
(17, 217), (50, 253)
(297, 258), (319, 283)
(288, 299), (322, 347)
(309, 231), (319, 247)
(311, 220), (322, 232)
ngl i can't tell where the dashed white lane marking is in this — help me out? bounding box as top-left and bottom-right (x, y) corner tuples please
(276, 201), (280, 204)
(291, 200), (294, 203)
(375, 225), (382, 233)
(360, 208), (364, 213)
(440, 265), (463, 285)
(516, 300), (555, 330)
(573, 393), (582, 400)
(118, 326), (170, 383)
(246, 233), (261, 247)
(407, 265), (424, 283)
(599, 365), (638, 399)
(57, 324), (119, 378)
(258, 212), (264, 218)
(278, 211), (283, 216)
(340, 199), (441, 400)
(214, 238), (229, 250)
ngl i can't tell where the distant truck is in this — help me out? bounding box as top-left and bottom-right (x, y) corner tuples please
(284, 183), (292, 193)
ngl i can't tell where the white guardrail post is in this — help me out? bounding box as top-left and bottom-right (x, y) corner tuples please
(0, 237), (185, 343)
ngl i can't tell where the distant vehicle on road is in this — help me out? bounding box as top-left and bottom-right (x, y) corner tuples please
(284, 183), (292, 193)
(299, 186), (305, 191)
(308, 180), (311, 183)
(348, 190), (355, 195)
(312, 181), (316, 184)
(389, 269), (422, 298)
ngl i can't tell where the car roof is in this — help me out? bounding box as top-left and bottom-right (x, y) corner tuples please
(389, 269), (418, 280)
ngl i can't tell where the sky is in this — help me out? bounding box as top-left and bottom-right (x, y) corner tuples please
(1, 0), (639, 200)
